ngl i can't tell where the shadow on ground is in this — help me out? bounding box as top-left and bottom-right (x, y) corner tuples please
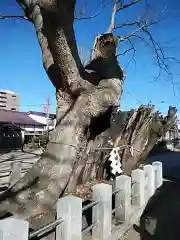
(134, 179), (180, 239)
(134, 150), (180, 239)
(148, 141), (170, 158)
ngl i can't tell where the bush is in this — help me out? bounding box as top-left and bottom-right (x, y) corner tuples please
(33, 135), (49, 148)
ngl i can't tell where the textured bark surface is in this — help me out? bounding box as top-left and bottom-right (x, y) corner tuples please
(81, 106), (177, 182)
(0, 0), (177, 236)
(0, 1), (125, 230)
(115, 106), (177, 174)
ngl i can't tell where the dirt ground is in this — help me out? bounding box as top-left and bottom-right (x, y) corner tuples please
(122, 228), (140, 240)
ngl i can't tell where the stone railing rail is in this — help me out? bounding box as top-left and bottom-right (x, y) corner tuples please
(0, 161), (162, 240)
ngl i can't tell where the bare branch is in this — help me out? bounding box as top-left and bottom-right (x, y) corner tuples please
(1, 0), (106, 22)
(124, 39), (137, 69)
(106, 0), (142, 33)
(117, 0), (142, 11)
(12, 1), (58, 85)
(106, 0), (155, 34)
(25, 0), (86, 94)
(74, 11), (101, 20)
(114, 21), (140, 29)
(106, 0), (118, 33)
(107, 0), (167, 41)
(75, 0), (107, 20)
(0, 15), (27, 20)
(117, 47), (134, 56)
(116, 18), (158, 43)
(130, 27), (180, 84)
(142, 27), (172, 76)
(1, 1), (94, 96)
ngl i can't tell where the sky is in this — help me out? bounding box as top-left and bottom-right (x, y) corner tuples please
(0, 0), (180, 115)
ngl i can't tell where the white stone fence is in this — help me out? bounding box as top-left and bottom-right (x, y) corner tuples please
(0, 161), (163, 240)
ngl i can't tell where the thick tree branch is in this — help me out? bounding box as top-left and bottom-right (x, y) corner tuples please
(37, 0), (86, 94)
(1, 2), (92, 91)
(1, 1), (101, 121)
(1, 4), (74, 123)
(106, 0), (142, 32)
(106, 0), (118, 33)
(15, 0), (93, 96)
(14, 1), (57, 86)
(14, 1), (74, 123)
(0, 51), (125, 230)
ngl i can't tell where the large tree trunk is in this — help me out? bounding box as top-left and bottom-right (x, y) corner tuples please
(0, 26), (124, 232)
(0, 104), (176, 230)
(0, 0), (177, 234)
(79, 105), (177, 183)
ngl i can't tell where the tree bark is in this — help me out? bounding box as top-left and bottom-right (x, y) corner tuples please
(0, 28), (124, 230)
(0, 0), (177, 234)
(78, 105), (177, 185)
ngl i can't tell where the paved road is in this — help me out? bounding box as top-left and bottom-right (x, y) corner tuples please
(148, 150), (180, 180)
(2, 149), (179, 180)
(1, 149), (180, 240)
(125, 150), (180, 240)
(127, 150), (180, 240)
(0, 149), (42, 160)
(0, 149), (42, 190)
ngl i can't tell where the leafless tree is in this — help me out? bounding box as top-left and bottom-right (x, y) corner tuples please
(0, 0), (178, 231)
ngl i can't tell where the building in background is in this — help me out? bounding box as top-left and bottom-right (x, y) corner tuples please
(0, 90), (20, 111)
(0, 124), (23, 151)
(27, 111), (56, 131)
(0, 109), (46, 143)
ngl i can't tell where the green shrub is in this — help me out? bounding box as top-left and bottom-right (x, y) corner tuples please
(33, 135), (49, 148)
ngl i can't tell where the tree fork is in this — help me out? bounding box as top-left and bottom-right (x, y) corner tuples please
(0, 31), (124, 230)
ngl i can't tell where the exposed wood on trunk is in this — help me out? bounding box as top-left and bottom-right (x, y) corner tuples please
(79, 106), (176, 185)
(0, 0), (177, 235)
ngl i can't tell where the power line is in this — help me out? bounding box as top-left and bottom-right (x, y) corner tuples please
(19, 104), (46, 106)
(5, 103), (52, 107)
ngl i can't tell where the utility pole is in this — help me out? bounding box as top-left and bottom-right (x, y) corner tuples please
(43, 96), (51, 137)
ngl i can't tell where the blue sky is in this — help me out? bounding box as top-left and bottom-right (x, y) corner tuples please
(0, 0), (180, 115)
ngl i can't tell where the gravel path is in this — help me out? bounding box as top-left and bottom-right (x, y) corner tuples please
(0, 149), (42, 190)
(122, 228), (140, 240)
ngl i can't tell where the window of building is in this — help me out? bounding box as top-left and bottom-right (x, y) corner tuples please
(0, 92), (6, 95)
(0, 96), (7, 99)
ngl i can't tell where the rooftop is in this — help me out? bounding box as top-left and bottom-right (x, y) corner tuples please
(27, 111), (56, 119)
(0, 109), (45, 126)
(0, 90), (15, 94)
